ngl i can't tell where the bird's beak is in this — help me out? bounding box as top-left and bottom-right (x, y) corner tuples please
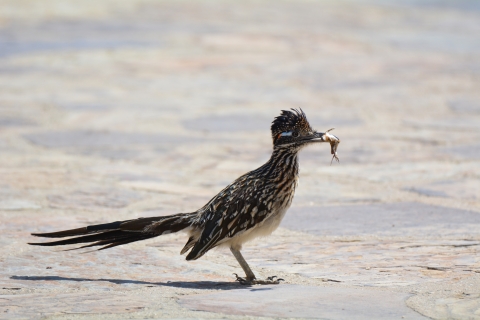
(303, 132), (325, 142)
(305, 130), (340, 143)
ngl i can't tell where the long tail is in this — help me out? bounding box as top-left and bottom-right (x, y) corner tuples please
(29, 212), (195, 251)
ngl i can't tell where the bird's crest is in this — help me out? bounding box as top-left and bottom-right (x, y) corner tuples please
(271, 109), (312, 144)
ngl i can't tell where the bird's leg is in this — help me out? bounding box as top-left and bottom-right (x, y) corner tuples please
(230, 247), (256, 281)
(230, 247), (284, 285)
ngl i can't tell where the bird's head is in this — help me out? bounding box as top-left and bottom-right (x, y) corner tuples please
(271, 109), (340, 153)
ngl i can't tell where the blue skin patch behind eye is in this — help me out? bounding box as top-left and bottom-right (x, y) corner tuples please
(281, 132), (292, 137)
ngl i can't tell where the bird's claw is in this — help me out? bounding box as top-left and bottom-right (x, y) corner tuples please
(234, 273), (249, 285)
(267, 276), (284, 282)
(234, 273), (284, 285)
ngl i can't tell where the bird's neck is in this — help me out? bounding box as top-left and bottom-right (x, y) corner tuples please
(257, 147), (299, 181)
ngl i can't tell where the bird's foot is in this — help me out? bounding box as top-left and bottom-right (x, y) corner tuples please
(234, 273), (284, 285)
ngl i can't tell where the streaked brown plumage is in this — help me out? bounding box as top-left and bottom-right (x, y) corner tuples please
(30, 109), (340, 284)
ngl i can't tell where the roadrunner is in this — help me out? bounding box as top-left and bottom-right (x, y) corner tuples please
(30, 109), (340, 285)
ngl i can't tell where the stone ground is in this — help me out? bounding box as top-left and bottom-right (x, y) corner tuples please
(1, 0), (479, 319)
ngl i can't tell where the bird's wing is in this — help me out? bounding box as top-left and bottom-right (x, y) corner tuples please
(185, 177), (275, 260)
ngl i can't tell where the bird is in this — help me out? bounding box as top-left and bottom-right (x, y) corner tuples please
(29, 109), (340, 285)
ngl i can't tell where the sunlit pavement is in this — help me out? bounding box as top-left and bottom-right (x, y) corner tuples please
(1, 1), (479, 319)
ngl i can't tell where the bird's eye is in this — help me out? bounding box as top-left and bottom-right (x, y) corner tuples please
(292, 132), (299, 138)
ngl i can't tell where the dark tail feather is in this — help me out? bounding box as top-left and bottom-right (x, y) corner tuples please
(29, 213), (195, 251)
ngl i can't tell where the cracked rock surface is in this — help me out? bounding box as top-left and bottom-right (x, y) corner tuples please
(1, 0), (479, 319)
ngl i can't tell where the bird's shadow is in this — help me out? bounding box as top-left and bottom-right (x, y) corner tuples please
(10, 275), (254, 290)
